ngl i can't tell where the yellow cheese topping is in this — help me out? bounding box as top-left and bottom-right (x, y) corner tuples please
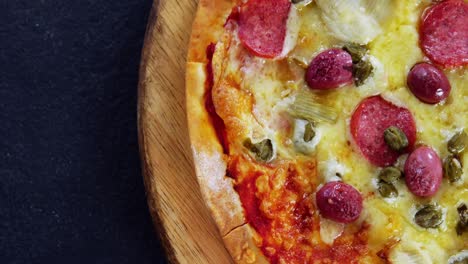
(293, 1), (467, 262)
(213, 0), (467, 262)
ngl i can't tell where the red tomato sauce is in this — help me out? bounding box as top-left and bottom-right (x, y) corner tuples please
(204, 43), (229, 154)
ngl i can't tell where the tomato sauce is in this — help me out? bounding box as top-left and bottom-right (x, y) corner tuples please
(206, 38), (371, 262)
(231, 159), (370, 263)
(234, 172), (271, 236)
(204, 44), (229, 154)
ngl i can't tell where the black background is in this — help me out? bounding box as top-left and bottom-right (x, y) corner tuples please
(1, 0), (166, 263)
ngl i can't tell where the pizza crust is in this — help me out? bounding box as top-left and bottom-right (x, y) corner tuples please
(186, 61), (268, 263)
(187, 0), (237, 63)
(186, 62), (246, 236)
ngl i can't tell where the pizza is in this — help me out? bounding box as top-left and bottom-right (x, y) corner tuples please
(185, 0), (468, 263)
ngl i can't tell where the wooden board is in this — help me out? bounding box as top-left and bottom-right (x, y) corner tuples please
(138, 0), (233, 263)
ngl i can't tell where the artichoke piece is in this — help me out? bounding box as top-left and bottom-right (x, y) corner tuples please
(291, 90), (338, 123)
(448, 250), (468, 264)
(414, 204), (443, 229)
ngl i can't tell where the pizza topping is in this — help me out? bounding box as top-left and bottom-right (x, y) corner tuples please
(303, 122), (315, 142)
(291, 90), (338, 123)
(456, 203), (468, 236)
(319, 217), (345, 245)
(292, 0), (313, 10)
(448, 130), (467, 155)
(352, 58), (374, 87)
(407, 63), (451, 104)
(288, 55), (309, 69)
(378, 182), (398, 198)
(343, 43), (374, 86)
(414, 204), (443, 228)
(350, 96), (417, 167)
(315, 0), (393, 44)
(320, 158), (347, 183)
(419, 0), (468, 67)
(388, 241), (433, 264)
(238, 0), (299, 59)
(404, 146), (442, 197)
(384, 126), (409, 152)
(343, 43), (367, 64)
(243, 138), (274, 162)
(292, 119), (321, 154)
(377, 167), (402, 198)
(444, 155), (463, 183)
(378, 166), (402, 184)
(305, 48), (353, 90)
(448, 250), (468, 264)
(316, 181), (363, 223)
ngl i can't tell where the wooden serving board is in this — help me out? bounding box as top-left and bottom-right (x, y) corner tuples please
(138, 0), (233, 263)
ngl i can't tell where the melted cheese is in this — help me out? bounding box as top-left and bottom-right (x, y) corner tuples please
(294, 1), (466, 262)
(212, 0), (467, 262)
(295, 1), (467, 262)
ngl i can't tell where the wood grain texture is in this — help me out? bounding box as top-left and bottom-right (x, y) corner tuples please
(138, 0), (233, 263)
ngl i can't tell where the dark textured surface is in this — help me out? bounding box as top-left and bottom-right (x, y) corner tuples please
(0, 0), (166, 263)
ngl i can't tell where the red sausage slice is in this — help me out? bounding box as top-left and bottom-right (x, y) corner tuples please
(238, 0), (292, 58)
(407, 63), (451, 104)
(350, 96), (417, 167)
(316, 181), (363, 223)
(306, 48), (353, 90)
(420, 0), (468, 67)
(404, 146), (442, 197)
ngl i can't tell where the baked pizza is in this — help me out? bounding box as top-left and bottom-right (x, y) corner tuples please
(185, 0), (468, 263)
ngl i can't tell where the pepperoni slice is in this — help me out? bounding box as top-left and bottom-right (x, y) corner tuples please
(420, 0), (468, 67)
(238, 0), (292, 58)
(350, 96), (417, 167)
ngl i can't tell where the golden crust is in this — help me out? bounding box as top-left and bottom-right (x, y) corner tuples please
(187, 0), (237, 63)
(186, 62), (245, 235)
(223, 224), (269, 264)
(186, 61), (268, 263)
(186, 1), (268, 263)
